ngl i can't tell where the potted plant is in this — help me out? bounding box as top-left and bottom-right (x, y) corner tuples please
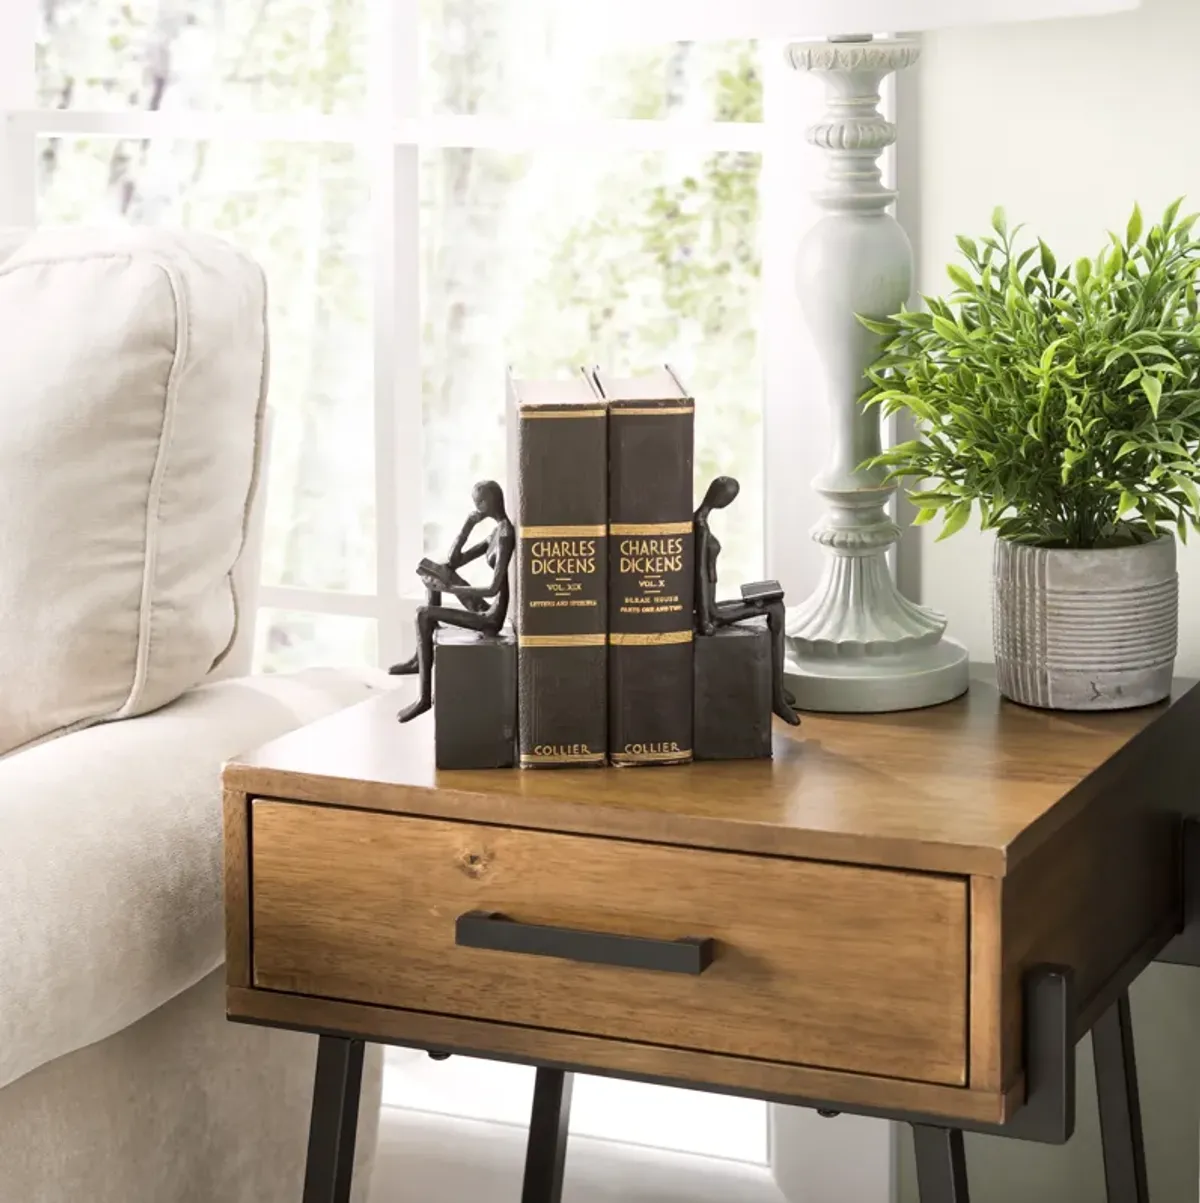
(860, 202), (1200, 709)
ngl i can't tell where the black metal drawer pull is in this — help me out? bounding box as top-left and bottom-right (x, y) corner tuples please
(455, 911), (715, 975)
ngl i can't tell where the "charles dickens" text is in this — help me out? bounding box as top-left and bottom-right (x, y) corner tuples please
(619, 536), (683, 575)
(529, 538), (597, 575)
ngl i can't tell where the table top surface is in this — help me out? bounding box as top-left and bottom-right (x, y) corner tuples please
(224, 676), (1197, 878)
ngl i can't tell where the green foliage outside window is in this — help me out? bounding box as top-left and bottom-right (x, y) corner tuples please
(35, 0), (766, 663)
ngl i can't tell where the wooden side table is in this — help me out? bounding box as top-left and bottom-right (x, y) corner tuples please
(222, 679), (1200, 1203)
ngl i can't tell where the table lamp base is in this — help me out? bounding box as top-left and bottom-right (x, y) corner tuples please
(785, 637), (969, 714)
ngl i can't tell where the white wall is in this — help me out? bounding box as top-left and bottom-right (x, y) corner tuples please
(913, 0), (1200, 673)
(898, 4), (1200, 1200)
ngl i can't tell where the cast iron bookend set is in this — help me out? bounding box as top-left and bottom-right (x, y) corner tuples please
(389, 481), (515, 725)
(390, 476), (798, 769)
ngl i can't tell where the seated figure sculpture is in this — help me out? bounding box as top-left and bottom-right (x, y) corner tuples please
(694, 475), (800, 726)
(389, 480), (514, 723)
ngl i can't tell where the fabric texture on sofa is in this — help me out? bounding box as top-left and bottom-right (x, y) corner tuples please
(0, 966), (382, 1203)
(0, 666), (388, 1094)
(0, 226), (268, 757)
(0, 224), (386, 1202)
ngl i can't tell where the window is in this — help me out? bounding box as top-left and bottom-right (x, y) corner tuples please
(4, 0), (841, 1179)
(13, 0), (807, 673)
(383, 1051), (768, 1163)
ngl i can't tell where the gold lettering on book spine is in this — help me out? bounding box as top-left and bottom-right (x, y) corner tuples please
(518, 634), (607, 648)
(612, 407), (694, 416)
(520, 525), (607, 538)
(520, 751), (607, 764)
(611, 750), (693, 764)
(608, 631), (693, 646)
(609, 522), (693, 536)
(520, 409), (607, 419)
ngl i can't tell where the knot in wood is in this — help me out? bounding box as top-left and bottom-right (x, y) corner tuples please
(457, 847), (492, 879)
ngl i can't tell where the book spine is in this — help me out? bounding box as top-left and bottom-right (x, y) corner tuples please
(516, 404), (608, 767)
(608, 401), (695, 766)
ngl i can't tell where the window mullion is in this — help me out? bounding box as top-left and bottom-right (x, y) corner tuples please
(398, 114), (766, 154)
(370, 0), (423, 667)
(0, 0), (36, 225)
(761, 42), (825, 599)
(886, 54), (924, 604)
(259, 587), (382, 619)
(12, 109), (363, 141)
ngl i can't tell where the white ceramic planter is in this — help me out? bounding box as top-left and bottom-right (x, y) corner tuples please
(993, 537), (1178, 710)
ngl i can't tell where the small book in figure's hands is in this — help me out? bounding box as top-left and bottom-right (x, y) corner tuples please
(741, 580), (785, 605)
(418, 558), (466, 589)
(418, 559), (487, 613)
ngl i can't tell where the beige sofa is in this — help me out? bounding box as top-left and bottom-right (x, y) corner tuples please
(0, 227), (381, 1202)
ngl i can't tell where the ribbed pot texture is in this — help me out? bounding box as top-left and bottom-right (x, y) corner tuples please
(993, 537), (1178, 710)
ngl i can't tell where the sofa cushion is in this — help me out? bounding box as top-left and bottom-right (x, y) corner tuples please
(0, 668), (390, 1092)
(0, 227), (268, 757)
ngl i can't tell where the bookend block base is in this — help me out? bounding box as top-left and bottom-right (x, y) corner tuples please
(434, 627), (517, 769)
(694, 624), (772, 761)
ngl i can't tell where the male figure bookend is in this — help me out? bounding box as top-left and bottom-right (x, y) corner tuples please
(390, 480), (514, 723)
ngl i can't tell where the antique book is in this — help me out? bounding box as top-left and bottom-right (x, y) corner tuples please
(511, 371), (608, 767)
(593, 366), (695, 767)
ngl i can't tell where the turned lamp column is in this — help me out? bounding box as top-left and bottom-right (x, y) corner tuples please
(783, 35), (969, 713)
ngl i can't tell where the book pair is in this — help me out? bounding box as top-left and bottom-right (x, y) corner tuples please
(511, 367), (694, 768)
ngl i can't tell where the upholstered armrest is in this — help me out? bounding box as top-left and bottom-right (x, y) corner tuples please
(0, 668), (391, 1091)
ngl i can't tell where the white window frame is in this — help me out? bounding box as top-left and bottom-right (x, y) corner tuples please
(0, 5), (922, 1196)
(1, 1), (783, 670)
(2, 5), (921, 655)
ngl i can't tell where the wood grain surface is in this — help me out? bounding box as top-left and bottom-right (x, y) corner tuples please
(249, 801), (969, 1085)
(224, 680), (1196, 877)
(968, 876), (1003, 1094)
(226, 986), (1015, 1127)
(223, 787), (251, 989)
(223, 676), (1200, 1122)
(995, 748), (1180, 1086)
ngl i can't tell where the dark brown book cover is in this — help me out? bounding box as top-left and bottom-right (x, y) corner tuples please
(511, 372), (608, 767)
(594, 367), (695, 767)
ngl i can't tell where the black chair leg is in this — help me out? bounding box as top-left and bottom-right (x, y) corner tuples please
(302, 1036), (365, 1203)
(913, 1125), (970, 1203)
(1093, 992), (1149, 1203)
(522, 1068), (574, 1203)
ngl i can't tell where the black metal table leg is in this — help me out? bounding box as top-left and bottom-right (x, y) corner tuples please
(913, 1126), (970, 1203)
(1093, 992), (1149, 1203)
(303, 1035), (365, 1203)
(522, 1067), (574, 1203)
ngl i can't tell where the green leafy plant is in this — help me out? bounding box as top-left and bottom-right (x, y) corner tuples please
(861, 201), (1200, 547)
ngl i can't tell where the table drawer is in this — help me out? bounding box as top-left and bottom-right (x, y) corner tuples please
(250, 800), (968, 1085)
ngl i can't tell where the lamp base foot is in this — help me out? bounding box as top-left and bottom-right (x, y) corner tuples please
(784, 637), (969, 713)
